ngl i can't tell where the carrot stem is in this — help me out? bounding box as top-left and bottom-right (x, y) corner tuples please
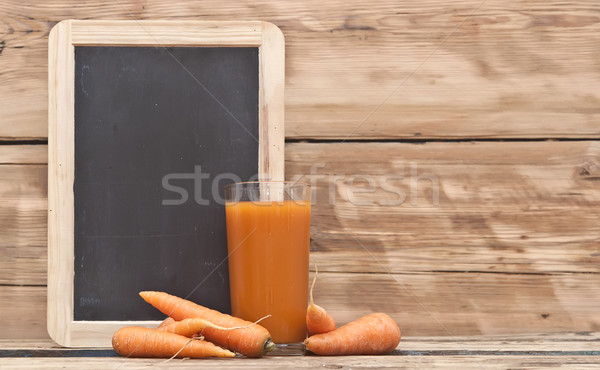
(306, 264), (336, 336)
(310, 264), (318, 307)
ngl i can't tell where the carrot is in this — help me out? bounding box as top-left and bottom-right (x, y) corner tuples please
(158, 317), (256, 338)
(157, 317), (176, 329)
(304, 313), (401, 355)
(112, 326), (235, 358)
(139, 291), (274, 357)
(306, 265), (336, 336)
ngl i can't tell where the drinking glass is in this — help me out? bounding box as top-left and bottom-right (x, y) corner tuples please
(224, 181), (310, 355)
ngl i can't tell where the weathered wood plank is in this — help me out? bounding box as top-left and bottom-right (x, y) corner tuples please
(1, 0), (599, 139)
(0, 286), (48, 340)
(313, 272), (600, 336)
(4, 331), (599, 351)
(1, 141), (599, 286)
(2, 271), (599, 340)
(1, 142), (599, 338)
(0, 160), (47, 285)
(400, 332), (600, 352)
(288, 141), (600, 274)
(0, 145), (46, 164)
(1, 356), (598, 369)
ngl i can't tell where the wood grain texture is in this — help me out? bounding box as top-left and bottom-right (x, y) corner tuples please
(1, 356), (598, 369)
(287, 141), (600, 274)
(69, 20), (263, 46)
(259, 21), (285, 181)
(1, 142), (600, 339)
(4, 271), (598, 339)
(0, 145), (47, 164)
(0, 334), (599, 369)
(5, 331), (599, 350)
(0, 332), (600, 369)
(313, 271), (600, 336)
(47, 19), (74, 347)
(5, 141), (600, 285)
(1, 0), (600, 139)
(0, 286), (48, 340)
(0, 160), (47, 285)
(399, 331), (600, 352)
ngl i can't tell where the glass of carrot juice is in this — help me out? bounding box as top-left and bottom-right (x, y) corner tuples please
(224, 181), (310, 354)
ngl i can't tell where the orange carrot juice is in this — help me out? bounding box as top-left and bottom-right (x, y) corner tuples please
(226, 200), (310, 343)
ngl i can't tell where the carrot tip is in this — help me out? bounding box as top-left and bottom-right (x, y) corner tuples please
(263, 339), (275, 354)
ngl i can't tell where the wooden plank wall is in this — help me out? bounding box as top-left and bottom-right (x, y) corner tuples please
(1, 0), (599, 340)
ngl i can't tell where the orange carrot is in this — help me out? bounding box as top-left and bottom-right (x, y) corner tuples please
(157, 317), (176, 329)
(112, 327), (235, 358)
(306, 265), (336, 336)
(139, 291), (274, 358)
(305, 313), (401, 355)
(158, 317), (255, 338)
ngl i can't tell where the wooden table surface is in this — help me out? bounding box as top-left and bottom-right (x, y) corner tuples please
(1, 0), (599, 352)
(2, 333), (599, 369)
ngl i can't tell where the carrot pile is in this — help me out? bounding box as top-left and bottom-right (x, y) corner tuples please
(111, 269), (401, 360)
(139, 291), (274, 357)
(111, 291), (274, 359)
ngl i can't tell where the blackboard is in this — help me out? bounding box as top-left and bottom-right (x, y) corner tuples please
(73, 46), (259, 320)
(48, 20), (284, 347)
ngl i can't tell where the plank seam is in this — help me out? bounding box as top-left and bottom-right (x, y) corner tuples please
(0, 163), (47, 165)
(428, 270), (600, 276)
(311, 270), (600, 276)
(0, 283), (47, 288)
(0, 140), (48, 145)
(0, 138), (598, 145)
(286, 138), (600, 144)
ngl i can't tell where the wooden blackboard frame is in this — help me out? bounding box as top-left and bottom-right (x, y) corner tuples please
(47, 20), (284, 347)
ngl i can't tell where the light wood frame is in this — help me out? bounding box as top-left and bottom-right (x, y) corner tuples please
(48, 20), (284, 347)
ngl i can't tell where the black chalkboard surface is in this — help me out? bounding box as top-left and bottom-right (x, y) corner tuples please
(48, 20), (284, 347)
(73, 46), (259, 320)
